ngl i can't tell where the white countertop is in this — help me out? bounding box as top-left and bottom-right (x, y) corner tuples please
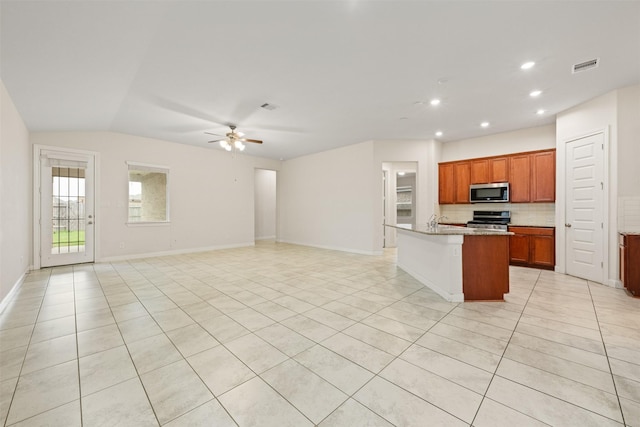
(385, 223), (513, 236)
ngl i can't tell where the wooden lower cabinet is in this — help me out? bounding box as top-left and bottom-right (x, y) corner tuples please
(508, 226), (555, 270)
(620, 233), (640, 297)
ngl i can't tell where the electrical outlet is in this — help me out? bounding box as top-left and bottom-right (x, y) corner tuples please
(119, 242), (125, 249)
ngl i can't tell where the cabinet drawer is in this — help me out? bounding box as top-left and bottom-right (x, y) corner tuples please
(509, 226), (554, 236)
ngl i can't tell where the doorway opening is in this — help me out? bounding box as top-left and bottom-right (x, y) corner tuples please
(382, 162), (418, 248)
(254, 169), (277, 242)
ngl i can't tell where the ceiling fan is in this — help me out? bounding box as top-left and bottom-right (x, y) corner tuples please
(206, 125), (263, 152)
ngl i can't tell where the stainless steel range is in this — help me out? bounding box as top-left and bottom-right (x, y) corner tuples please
(467, 210), (511, 231)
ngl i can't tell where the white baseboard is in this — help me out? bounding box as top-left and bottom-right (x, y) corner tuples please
(608, 279), (624, 289)
(97, 242), (256, 263)
(276, 239), (383, 256)
(0, 267), (30, 315)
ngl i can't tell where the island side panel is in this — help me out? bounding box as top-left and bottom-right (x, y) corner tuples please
(462, 234), (510, 301)
(396, 229), (465, 302)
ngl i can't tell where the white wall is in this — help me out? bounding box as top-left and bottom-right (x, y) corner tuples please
(278, 141), (378, 254)
(31, 132), (281, 261)
(556, 90), (618, 286)
(617, 85), (640, 198)
(616, 85), (640, 233)
(440, 124), (556, 162)
(0, 80), (31, 304)
(254, 169), (276, 240)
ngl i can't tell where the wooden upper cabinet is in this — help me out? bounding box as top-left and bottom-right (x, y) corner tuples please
(438, 163), (455, 204)
(509, 154), (531, 202)
(489, 157), (509, 182)
(437, 149), (555, 205)
(454, 162), (471, 203)
(470, 159), (489, 184)
(531, 150), (556, 202)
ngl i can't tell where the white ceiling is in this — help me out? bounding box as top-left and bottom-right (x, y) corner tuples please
(2, 1), (639, 160)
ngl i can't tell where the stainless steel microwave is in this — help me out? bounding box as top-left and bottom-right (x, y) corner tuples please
(470, 182), (509, 203)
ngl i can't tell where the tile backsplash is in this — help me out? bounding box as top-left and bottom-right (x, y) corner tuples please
(437, 203), (555, 227)
(618, 196), (640, 232)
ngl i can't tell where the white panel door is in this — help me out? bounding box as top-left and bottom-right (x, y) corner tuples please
(565, 133), (604, 282)
(40, 150), (95, 267)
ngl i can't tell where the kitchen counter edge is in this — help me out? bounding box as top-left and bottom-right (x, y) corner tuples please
(385, 224), (514, 236)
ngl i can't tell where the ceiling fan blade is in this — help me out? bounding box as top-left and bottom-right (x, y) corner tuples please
(204, 131), (224, 137)
(207, 139), (224, 144)
(243, 138), (263, 144)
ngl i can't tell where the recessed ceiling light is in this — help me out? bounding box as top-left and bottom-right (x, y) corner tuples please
(413, 101), (425, 106)
(536, 109), (545, 115)
(530, 90), (542, 97)
(521, 61), (535, 70)
(481, 122), (490, 128)
(435, 131), (443, 137)
(430, 99), (441, 106)
(398, 172), (406, 176)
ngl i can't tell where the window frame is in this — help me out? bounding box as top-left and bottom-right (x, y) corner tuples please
(126, 161), (170, 226)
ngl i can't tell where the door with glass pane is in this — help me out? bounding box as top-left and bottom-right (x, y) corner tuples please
(40, 150), (94, 267)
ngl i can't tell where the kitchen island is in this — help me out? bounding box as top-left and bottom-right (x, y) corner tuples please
(386, 224), (512, 302)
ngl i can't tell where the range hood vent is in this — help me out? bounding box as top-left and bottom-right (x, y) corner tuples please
(572, 58), (599, 73)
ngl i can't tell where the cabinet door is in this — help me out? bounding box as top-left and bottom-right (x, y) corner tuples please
(531, 150), (556, 202)
(509, 154), (531, 202)
(490, 157), (510, 182)
(470, 159), (489, 184)
(438, 163), (455, 204)
(454, 162), (471, 203)
(627, 235), (640, 296)
(531, 234), (555, 268)
(509, 233), (530, 264)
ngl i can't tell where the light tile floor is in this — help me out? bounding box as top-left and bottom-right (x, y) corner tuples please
(1, 241), (639, 426)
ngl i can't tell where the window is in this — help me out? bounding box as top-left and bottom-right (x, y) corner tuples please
(127, 162), (169, 223)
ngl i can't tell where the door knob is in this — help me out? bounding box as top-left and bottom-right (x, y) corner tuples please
(87, 221), (93, 225)
(565, 223), (572, 228)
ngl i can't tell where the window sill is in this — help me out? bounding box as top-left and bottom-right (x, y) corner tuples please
(126, 221), (171, 227)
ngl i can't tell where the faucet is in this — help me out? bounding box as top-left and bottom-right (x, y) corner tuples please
(429, 214), (448, 228)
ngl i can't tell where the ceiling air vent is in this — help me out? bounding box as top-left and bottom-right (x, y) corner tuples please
(572, 58), (599, 74)
(260, 103), (277, 111)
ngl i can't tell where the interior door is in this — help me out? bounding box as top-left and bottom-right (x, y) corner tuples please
(565, 133), (604, 282)
(40, 150), (95, 267)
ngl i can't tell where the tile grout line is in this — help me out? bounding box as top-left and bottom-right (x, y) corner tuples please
(585, 280), (627, 426)
(95, 260), (163, 427)
(73, 265), (83, 427)
(2, 268), (52, 427)
(474, 273), (629, 425)
(469, 269), (542, 426)
(316, 289), (465, 426)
